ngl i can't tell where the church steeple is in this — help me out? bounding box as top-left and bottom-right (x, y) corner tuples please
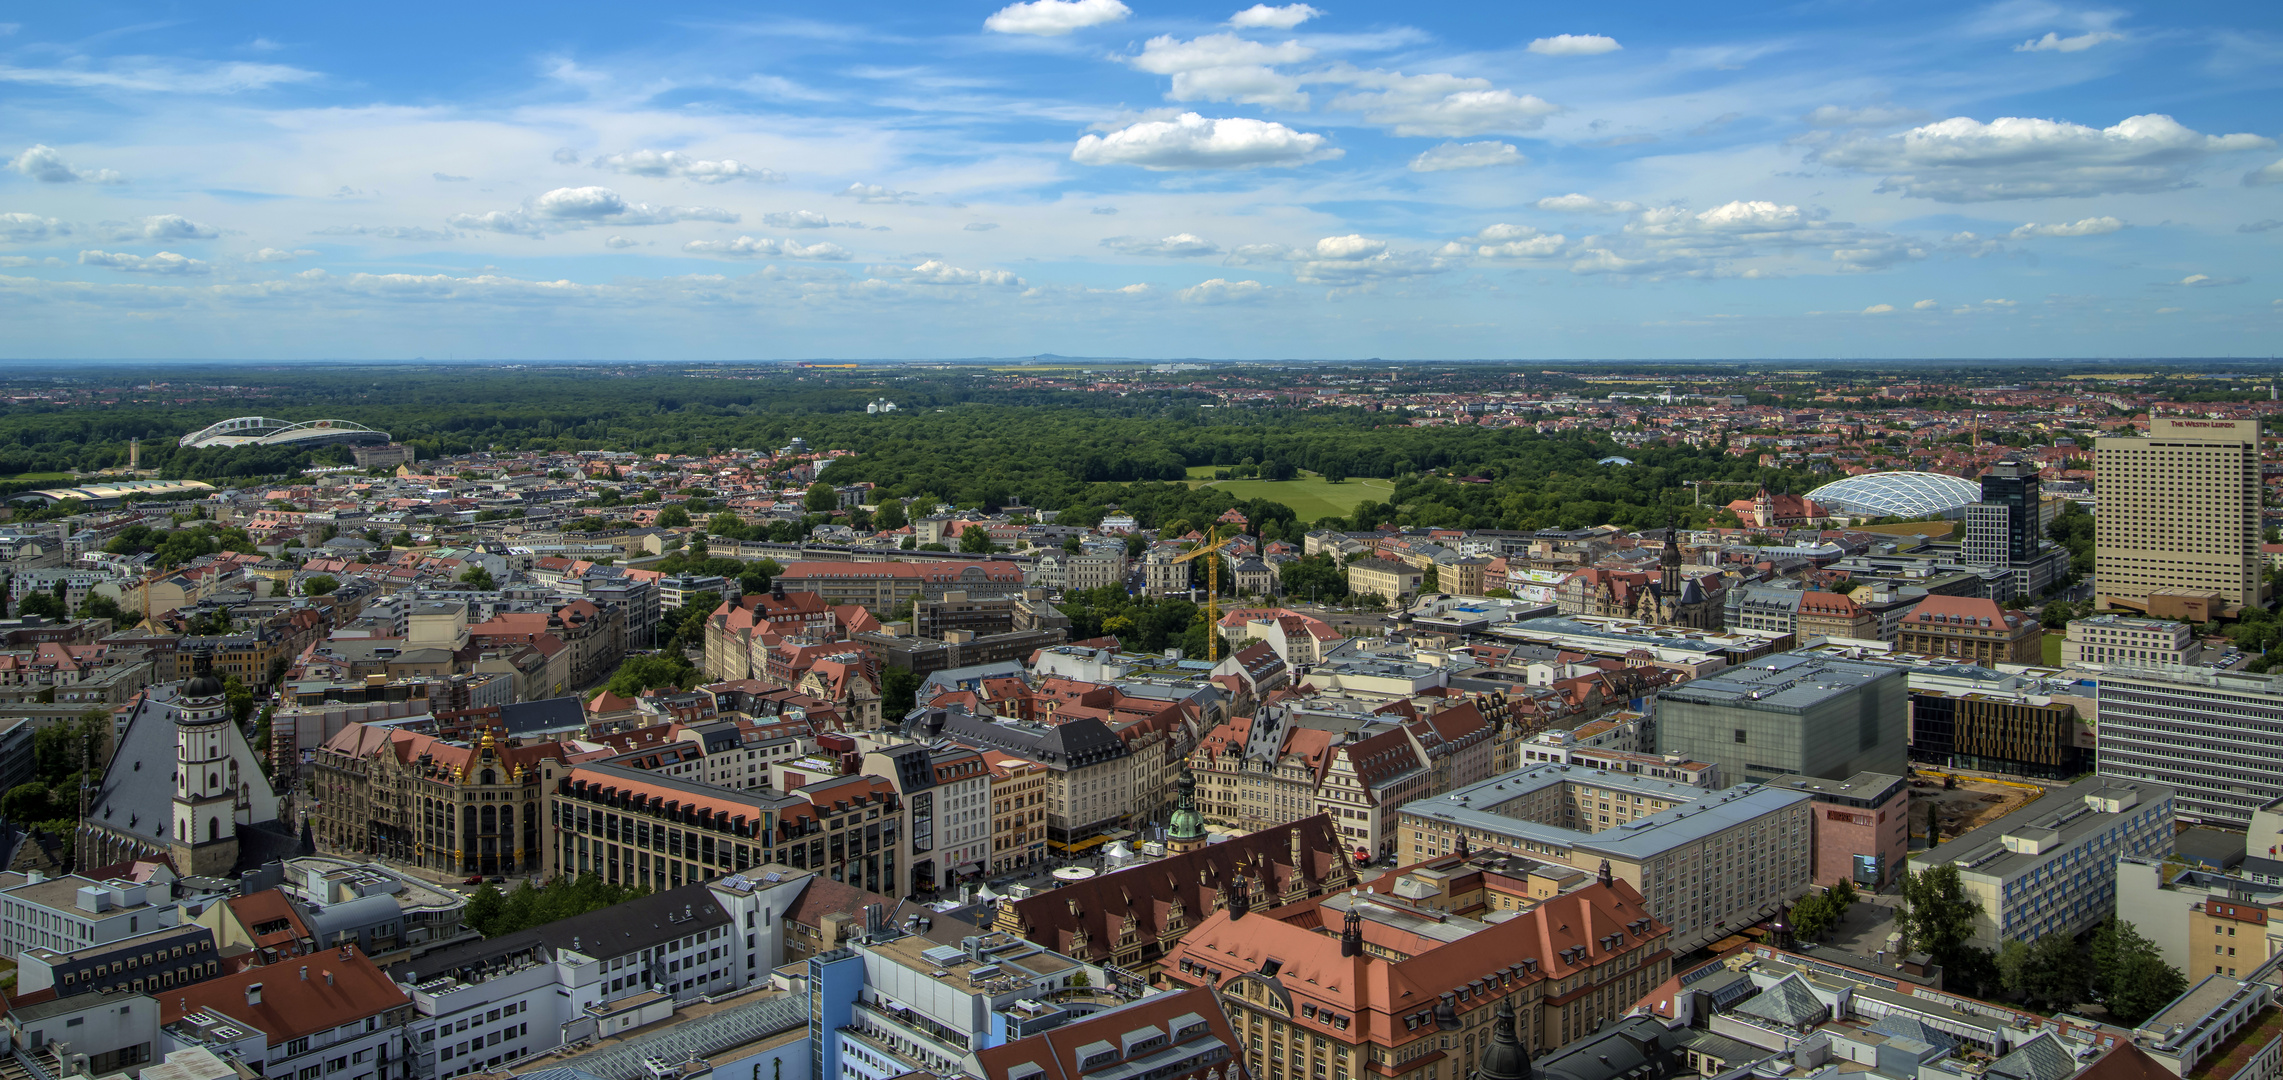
(1474, 1000), (1533, 1080)
(1167, 765), (1207, 854)
(1660, 516), (1683, 597)
(172, 649), (243, 877)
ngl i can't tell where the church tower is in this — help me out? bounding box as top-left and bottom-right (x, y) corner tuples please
(170, 650), (243, 878)
(1473, 1000), (1534, 1080)
(1166, 765), (1207, 855)
(1660, 518), (1683, 598)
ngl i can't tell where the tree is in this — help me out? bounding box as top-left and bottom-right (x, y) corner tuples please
(465, 884), (506, 936)
(1790, 891), (1839, 940)
(2000, 932), (2089, 1012)
(959, 525), (996, 554)
(17, 591), (65, 619)
(1, 781), (58, 824)
(1898, 864), (1981, 968)
(805, 482), (837, 513)
(874, 500), (907, 530)
(882, 667), (921, 719)
(303, 575), (339, 596)
(2092, 917), (2189, 1024)
(459, 566), (496, 590)
(223, 675), (256, 726)
(76, 593), (125, 624)
(602, 653), (698, 698)
(657, 505), (692, 529)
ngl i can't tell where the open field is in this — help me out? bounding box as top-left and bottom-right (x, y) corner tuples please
(1205, 474), (1395, 522)
(0, 472), (75, 484)
(1850, 519), (1956, 538)
(2042, 632), (2063, 666)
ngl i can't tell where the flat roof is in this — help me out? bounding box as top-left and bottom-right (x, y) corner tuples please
(1913, 775), (2174, 882)
(1658, 652), (1898, 711)
(1398, 764), (1813, 860)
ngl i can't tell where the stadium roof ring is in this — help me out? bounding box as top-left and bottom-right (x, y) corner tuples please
(179, 417), (390, 449)
(1805, 471), (1982, 518)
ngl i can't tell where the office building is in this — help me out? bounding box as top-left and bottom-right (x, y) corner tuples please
(2114, 857), (2283, 979)
(1654, 653), (1908, 787)
(313, 725), (569, 878)
(1160, 868), (1672, 1058)
(771, 561), (1027, 610)
(1398, 765), (1814, 953)
(860, 741), (991, 892)
(972, 986), (1246, 1080)
(1907, 776), (2175, 950)
(2062, 615), (2202, 669)
(904, 706), (1134, 856)
(1791, 772), (1909, 889)
(11, 922), (219, 1001)
(1893, 595), (2042, 665)
(1907, 665), (2092, 780)
(2096, 417), (2264, 616)
(0, 873), (183, 961)
(1343, 558), (1424, 603)
(1964, 459), (2042, 567)
(2097, 667), (2283, 827)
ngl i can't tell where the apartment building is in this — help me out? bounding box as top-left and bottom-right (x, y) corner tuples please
(158, 946), (411, 1080)
(906, 706), (1134, 856)
(1398, 765), (1814, 953)
(861, 742), (991, 891)
(1795, 591), (1879, 641)
(2097, 667), (2283, 827)
(2115, 857), (2283, 979)
(1907, 776), (2176, 950)
(2063, 614), (2202, 669)
(0, 874), (182, 961)
(771, 561), (1026, 610)
(985, 752), (1050, 873)
(10, 923), (219, 1001)
(2097, 417), (2265, 616)
(548, 763), (800, 889)
(1654, 652), (1908, 787)
(1344, 558), (1424, 603)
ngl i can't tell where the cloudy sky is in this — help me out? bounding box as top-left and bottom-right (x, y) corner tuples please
(4, 0), (2280, 360)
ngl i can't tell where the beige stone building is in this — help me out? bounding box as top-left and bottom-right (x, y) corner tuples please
(2097, 417), (2265, 615)
(1345, 557), (1424, 603)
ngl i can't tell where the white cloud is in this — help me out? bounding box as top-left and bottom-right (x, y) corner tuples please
(1072, 113), (1339, 170)
(246, 248), (314, 262)
(0, 60), (316, 95)
(1803, 105), (1929, 129)
(79, 249), (207, 274)
(2167, 273), (2245, 288)
(765, 211), (839, 228)
(881, 260), (1024, 286)
(1309, 235), (1385, 260)
(311, 224), (454, 241)
(1228, 4), (1320, 29)
(0, 212), (70, 242)
(1815, 114), (2274, 202)
(552, 148), (581, 165)
(2156, 306), (2181, 313)
(449, 187), (738, 235)
(983, 0), (1130, 36)
(1090, 206), (1119, 215)
(962, 223), (999, 231)
(1327, 71), (1559, 136)
(1862, 303), (1894, 314)
(1408, 141), (1524, 172)
(1446, 223), (1567, 259)
(1569, 249), (1658, 276)
(837, 183), (921, 204)
(684, 236), (852, 260)
(2008, 216), (2123, 238)
(99, 214), (221, 241)
(1534, 193), (1640, 214)
(1102, 234), (1223, 256)
(593, 149), (784, 184)
(2014, 31), (2123, 53)
(1913, 299), (1938, 309)
(1129, 34), (1316, 108)
(604, 236), (638, 249)
(9, 144), (123, 184)
(2246, 158), (2283, 186)
(1527, 34), (1621, 56)
(534, 186), (631, 219)
(1831, 243), (1927, 270)
(433, 172), (470, 182)
(1178, 277), (1266, 303)
(0, 256), (60, 267)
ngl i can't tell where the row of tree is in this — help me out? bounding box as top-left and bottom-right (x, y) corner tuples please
(1893, 864), (2186, 1024)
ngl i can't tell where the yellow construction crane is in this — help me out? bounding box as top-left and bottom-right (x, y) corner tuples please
(1170, 524), (1242, 662)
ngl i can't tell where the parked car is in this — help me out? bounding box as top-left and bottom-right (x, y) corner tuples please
(463, 874), (483, 885)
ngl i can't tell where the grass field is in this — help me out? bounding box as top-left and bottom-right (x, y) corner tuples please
(1204, 474), (1395, 523)
(2042, 632), (2063, 666)
(1, 472), (74, 484)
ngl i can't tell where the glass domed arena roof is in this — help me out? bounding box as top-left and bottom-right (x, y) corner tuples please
(1807, 471), (1982, 518)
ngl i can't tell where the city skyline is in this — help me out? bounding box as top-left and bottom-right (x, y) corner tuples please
(4, 0), (2280, 360)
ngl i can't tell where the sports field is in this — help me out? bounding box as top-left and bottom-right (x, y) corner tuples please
(1186, 470), (1395, 523)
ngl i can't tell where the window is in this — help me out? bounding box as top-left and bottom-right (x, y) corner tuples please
(1733, 730), (1747, 744)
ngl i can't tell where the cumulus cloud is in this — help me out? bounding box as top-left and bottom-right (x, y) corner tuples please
(837, 183), (921, 204)
(2014, 30), (2123, 52)
(1443, 223), (1566, 259)
(2239, 219), (2283, 234)
(984, 0), (1130, 36)
(311, 224), (454, 241)
(1535, 193), (1641, 214)
(2165, 273), (2245, 287)
(246, 248), (314, 262)
(0, 212), (70, 242)
(1408, 141), (1524, 172)
(1128, 33), (1316, 108)
(1178, 277), (1266, 303)
(1528, 34), (1621, 56)
(764, 210), (841, 228)
(1830, 242), (1927, 271)
(1803, 105), (1930, 129)
(1862, 303), (1895, 314)
(593, 149), (784, 184)
(604, 236), (638, 249)
(98, 215), (220, 242)
(1072, 113), (1339, 170)
(2246, 159), (2283, 186)
(79, 249), (206, 274)
(433, 172), (470, 182)
(1228, 4), (1319, 28)
(1813, 113), (2273, 202)
(879, 260), (1024, 286)
(449, 187), (738, 235)
(9, 144), (122, 184)
(1103, 234), (1223, 256)
(1914, 299), (1939, 309)
(2008, 216), (2123, 238)
(0, 256), (61, 268)
(684, 236), (852, 260)
(1550, 198), (1929, 279)
(1327, 71), (1558, 136)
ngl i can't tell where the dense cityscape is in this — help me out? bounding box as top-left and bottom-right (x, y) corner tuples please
(0, 359), (2275, 1080)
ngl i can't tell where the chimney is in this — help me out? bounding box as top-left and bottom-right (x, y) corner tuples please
(246, 983), (263, 1006)
(323, 970), (334, 986)
(300, 966), (309, 981)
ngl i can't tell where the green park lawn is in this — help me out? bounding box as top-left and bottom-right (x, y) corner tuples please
(2, 472), (75, 484)
(1206, 474), (1396, 523)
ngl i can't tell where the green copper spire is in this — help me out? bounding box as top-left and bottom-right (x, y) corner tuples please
(1168, 765), (1203, 842)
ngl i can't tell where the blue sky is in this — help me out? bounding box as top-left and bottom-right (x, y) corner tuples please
(3, 0), (2280, 360)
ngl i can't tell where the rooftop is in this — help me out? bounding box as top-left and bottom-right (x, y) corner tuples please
(1400, 764), (1813, 860)
(1656, 652), (1899, 711)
